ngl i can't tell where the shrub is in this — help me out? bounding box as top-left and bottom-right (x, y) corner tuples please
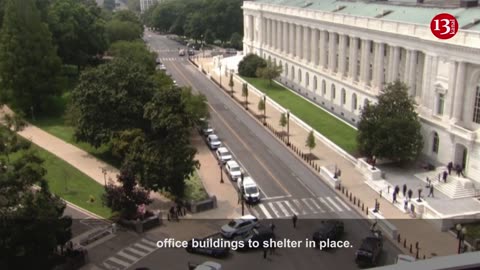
(238, 54), (266, 77)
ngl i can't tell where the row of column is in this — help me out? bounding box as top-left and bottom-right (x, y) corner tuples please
(252, 16), (420, 92)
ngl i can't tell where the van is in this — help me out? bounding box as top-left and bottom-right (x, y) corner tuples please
(237, 176), (260, 203)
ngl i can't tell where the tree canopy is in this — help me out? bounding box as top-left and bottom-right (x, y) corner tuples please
(108, 40), (157, 73)
(106, 10), (143, 43)
(357, 81), (423, 162)
(238, 54), (267, 77)
(256, 60), (283, 86)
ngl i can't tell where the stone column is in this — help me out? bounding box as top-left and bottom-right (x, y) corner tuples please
(452, 62), (466, 121)
(278, 21), (283, 52)
(296, 24), (302, 59)
(349, 36), (359, 81)
(408, 50), (417, 96)
(328, 32), (338, 73)
(289, 23), (295, 57)
(360, 39), (371, 85)
(312, 29), (319, 66)
(403, 50), (411, 83)
(250, 16), (254, 42)
(446, 60), (458, 119)
(373, 42), (385, 90)
(386, 45), (394, 82)
(320, 30), (328, 69)
(304, 27), (311, 63)
(338, 34), (347, 77)
(391, 46), (400, 82)
(272, 20), (276, 50)
(283, 22), (288, 54)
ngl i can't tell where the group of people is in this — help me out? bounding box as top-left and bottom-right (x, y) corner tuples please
(168, 203), (186, 221)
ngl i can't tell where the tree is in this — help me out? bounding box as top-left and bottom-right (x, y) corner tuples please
(0, 0), (5, 29)
(106, 19), (143, 42)
(238, 53), (266, 77)
(72, 59), (154, 147)
(230, 32), (242, 50)
(184, 12), (205, 43)
(48, 0), (108, 72)
(258, 98), (266, 124)
(203, 29), (215, 45)
(306, 130), (316, 154)
(242, 83), (248, 110)
(103, 0), (116, 11)
(279, 113), (287, 131)
(357, 81), (423, 162)
(127, 0), (141, 12)
(108, 41), (157, 73)
(0, 0), (62, 114)
(228, 73), (234, 96)
(256, 60), (282, 86)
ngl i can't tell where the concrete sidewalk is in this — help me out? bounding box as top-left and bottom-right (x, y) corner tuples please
(193, 56), (459, 258)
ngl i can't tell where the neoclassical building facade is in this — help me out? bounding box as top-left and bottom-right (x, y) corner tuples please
(242, 0), (480, 181)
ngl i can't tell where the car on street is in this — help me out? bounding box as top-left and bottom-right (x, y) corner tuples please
(237, 176), (260, 204)
(179, 49), (185, 56)
(188, 49), (195, 55)
(188, 261), (222, 270)
(355, 231), (383, 267)
(225, 160), (241, 181)
(235, 225), (274, 251)
(185, 238), (229, 258)
(220, 215), (258, 239)
(312, 220), (344, 249)
(207, 134), (221, 150)
(216, 147), (232, 163)
(157, 64), (166, 71)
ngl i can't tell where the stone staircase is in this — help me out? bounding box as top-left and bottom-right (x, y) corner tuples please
(415, 168), (479, 199)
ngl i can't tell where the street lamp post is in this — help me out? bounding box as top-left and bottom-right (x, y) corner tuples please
(101, 168), (107, 186)
(263, 95), (267, 126)
(456, 224), (468, 254)
(219, 160), (224, 183)
(286, 110), (290, 146)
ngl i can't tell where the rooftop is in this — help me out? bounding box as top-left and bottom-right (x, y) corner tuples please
(251, 0), (480, 31)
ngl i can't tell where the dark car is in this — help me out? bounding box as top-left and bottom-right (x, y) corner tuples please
(186, 238), (229, 258)
(355, 231), (383, 267)
(188, 49), (195, 55)
(236, 225), (274, 251)
(312, 220), (344, 248)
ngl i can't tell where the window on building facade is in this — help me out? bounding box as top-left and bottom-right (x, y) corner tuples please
(341, 88), (346, 105)
(352, 93), (357, 111)
(473, 86), (480, 124)
(432, 132), (439, 154)
(346, 38), (350, 48)
(298, 70), (302, 82)
(314, 76), (317, 90)
(437, 93), (445, 116)
(292, 66), (295, 80)
(322, 80), (326, 95)
(331, 84), (336, 100)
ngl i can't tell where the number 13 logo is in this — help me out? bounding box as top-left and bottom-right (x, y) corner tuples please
(430, 13), (458, 39)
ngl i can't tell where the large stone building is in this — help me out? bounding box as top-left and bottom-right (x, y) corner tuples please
(242, 0), (480, 181)
(140, 0), (157, 13)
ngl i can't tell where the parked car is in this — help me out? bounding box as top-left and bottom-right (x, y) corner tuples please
(216, 147), (232, 163)
(225, 160), (242, 181)
(158, 64), (166, 71)
(188, 49), (195, 55)
(312, 220), (344, 249)
(188, 261), (222, 270)
(235, 225), (274, 251)
(220, 215), (258, 239)
(185, 238), (229, 258)
(179, 49), (185, 56)
(207, 134), (222, 150)
(237, 176), (260, 204)
(355, 231), (383, 267)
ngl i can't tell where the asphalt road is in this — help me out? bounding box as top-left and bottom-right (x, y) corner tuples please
(138, 31), (402, 269)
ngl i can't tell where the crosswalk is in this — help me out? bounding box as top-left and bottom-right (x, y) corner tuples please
(157, 57), (187, 62)
(250, 196), (351, 219)
(100, 238), (158, 270)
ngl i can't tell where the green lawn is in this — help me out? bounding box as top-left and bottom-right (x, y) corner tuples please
(243, 77), (358, 154)
(11, 144), (112, 218)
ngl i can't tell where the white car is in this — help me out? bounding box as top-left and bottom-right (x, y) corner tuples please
(237, 176), (260, 203)
(216, 147), (232, 163)
(207, 134), (221, 150)
(189, 261), (222, 270)
(225, 160), (241, 181)
(220, 215), (258, 239)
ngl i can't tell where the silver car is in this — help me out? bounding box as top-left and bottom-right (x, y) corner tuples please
(220, 215), (258, 239)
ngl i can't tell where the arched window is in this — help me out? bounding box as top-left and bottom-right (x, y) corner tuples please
(432, 132), (439, 154)
(352, 93), (358, 111)
(331, 84), (336, 100)
(322, 80), (326, 95)
(298, 69), (302, 83)
(306, 72), (309, 87)
(291, 66), (295, 80)
(313, 76), (318, 90)
(341, 88), (346, 105)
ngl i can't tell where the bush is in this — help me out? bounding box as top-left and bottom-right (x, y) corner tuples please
(238, 54), (266, 77)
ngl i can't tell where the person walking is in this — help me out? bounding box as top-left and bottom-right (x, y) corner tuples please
(442, 170), (448, 183)
(263, 248), (268, 259)
(169, 206), (175, 221)
(403, 197), (408, 211)
(392, 192), (397, 203)
(407, 189), (413, 201)
(394, 185), (400, 196)
(428, 185), (434, 198)
(292, 214), (298, 229)
(402, 184), (407, 198)
(447, 162), (453, 175)
(269, 222), (276, 233)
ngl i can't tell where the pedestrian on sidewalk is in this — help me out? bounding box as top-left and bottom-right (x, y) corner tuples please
(455, 164), (462, 177)
(168, 206), (175, 221)
(426, 177), (431, 188)
(428, 185), (434, 198)
(402, 184), (407, 198)
(263, 248), (268, 259)
(442, 170), (448, 183)
(447, 162), (453, 175)
(403, 197), (408, 211)
(392, 192), (397, 203)
(407, 189), (413, 201)
(269, 222), (276, 234)
(292, 214), (298, 229)
(394, 185), (400, 196)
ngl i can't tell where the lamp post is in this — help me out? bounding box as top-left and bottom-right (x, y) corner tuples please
(263, 95), (267, 126)
(101, 168), (107, 186)
(219, 63), (222, 87)
(219, 160), (224, 183)
(240, 172), (245, 215)
(456, 224), (468, 254)
(286, 110), (290, 146)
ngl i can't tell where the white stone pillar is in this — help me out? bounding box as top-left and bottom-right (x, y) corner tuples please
(250, 16), (254, 42)
(360, 39), (371, 85)
(349, 36), (359, 81)
(408, 50), (417, 96)
(403, 50), (411, 83)
(386, 45), (394, 82)
(421, 54), (433, 110)
(296, 25), (302, 59)
(328, 32), (337, 73)
(446, 60), (458, 119)
(272, 20), (276, 50)
(289, 23), (295, 57)
(304, 27), (311, 63)
(283, 22), (288, 53)
(452, 62), (466, 121)
(320, 30), (328, 69)
(312, 29), (319, 66)
(338, 34), (347, 77)
(278, 21), (283, 52)
(391, 46), (400, 82)
(373, 42), (385, 90)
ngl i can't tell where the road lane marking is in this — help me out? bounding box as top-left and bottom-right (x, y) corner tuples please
(261, 195), (292, 201)
(276, 201), (290, 216)
(125, 247), (147, 257)
(268, 202), (281, 218)
(134, 243), (155, 252)
(141, 238), (158, 248)
(335, 196), (352, 211)
(301, 198), (317, 214)
(170, 61), (291, 197)
(293, 199), (307, 215)
(307, 198), (325, 213)
(318, 197), (335, 212)
(117, 251), (138, 262)
(259, 204), (273, 219)
(107, 257), (129, 267)
(284, 201), (299, 216)
(326, 197), (343, 212)
(250, 207), (260, 218)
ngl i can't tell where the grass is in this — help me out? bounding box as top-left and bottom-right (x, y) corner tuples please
(243, 77), (358, 154)
(10, 144), (112, 218)
(183, 170), (209, 202)
(465, 223), (480, 243)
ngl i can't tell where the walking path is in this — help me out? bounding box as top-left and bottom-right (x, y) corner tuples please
(193, 56), (460, 258)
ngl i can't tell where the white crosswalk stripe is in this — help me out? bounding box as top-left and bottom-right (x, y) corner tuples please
(253, 196), (352, 219)
(100, 238), (158, 270)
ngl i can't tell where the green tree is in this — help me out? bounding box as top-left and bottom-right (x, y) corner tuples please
(180, 87), (209, 126)
(230, 32), (242, 50)
(279, 113), (287, 131)
(357, 81), (423, 162)
(106, 19), (142, 42)
(184, 12), (205, 43)
(228, 73), (234, 96)
(306, 130), (316, 154)
(258, 98), (266, 124)
(242, 83), (248, 110)
(127, 0), (141, 12)
(256, 60), (283, 86)
(103, 0), (116, 11)
(0, 0), (5, 29)
(203, 28), (215, 45)
(0, 0), (62, 114)
(108, 40), (157, 73)
(238, 53), (266, 77)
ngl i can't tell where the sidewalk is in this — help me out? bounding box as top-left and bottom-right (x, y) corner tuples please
(193, 56), (459, 258)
